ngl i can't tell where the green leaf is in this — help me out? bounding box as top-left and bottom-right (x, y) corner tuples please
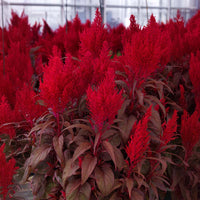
(102, 141), (116, 169)
(95, 164), (114, 196)
(62, 159), (79, 185)
(72, 142), (91, 162)
(81, 154), (97, 185)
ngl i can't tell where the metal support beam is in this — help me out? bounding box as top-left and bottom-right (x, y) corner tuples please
(168, 0), (171, 20)
(61, 0), (64, 25)
(138, 0), (141, 24)
(159, 0), (162, 22)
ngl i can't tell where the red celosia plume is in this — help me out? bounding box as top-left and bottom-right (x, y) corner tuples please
(0, 96), (15, 138)
(87, 69), (124, 132)
(123, 15), (170, 84)
(189, 51), (200, 114)
(125, 106), (152, 172)
(80, 8), (108, 57)
(181, 110), (200, 160)
(14, 84), (46, 127)
(160, 110), (178, 149)
(0, 143), (18, 200)
(40, 47), (73, 114)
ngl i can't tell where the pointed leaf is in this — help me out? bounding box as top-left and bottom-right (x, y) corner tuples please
(79, 182), (91, 200)
(131, 189), (144, 200)
(22, 145), (52, 182)
(151, 176), (168, 191)
(93, 132), (100, 153)
(113, 146), (125, 170)
(53, 135), (64, 164)
(95, 164), (114, 196)
(72, 142), (91, 162)
(126, 178), (134, 198)
(62, 124), (94, 134)
(81, 154), (97, 185)
(65, 178), (81, 200)
(102, 141), (116, 169)
(63, 159), (79, 185)
(109, 192), (122, 200)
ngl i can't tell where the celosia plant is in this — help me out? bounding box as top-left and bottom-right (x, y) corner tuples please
(0, 8), (200, 200)
(126, 106), (151, 174)
(87, 68), (124, 132)
(0, 143), (18, 200)
(181, 110), (200, 160)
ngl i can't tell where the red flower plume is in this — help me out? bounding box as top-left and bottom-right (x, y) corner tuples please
(87, 69), (124, 132)
(0, 143), (18, 200)
(0, 96), (15, 138)
(189, 51), (200, 114)
(80, 8), (108, 57)
(160, 110), (178, 150)
(125, 106), (152, 171)
(181, 110), (200, 160)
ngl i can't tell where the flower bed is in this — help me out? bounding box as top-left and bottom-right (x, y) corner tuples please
(0, 9), (200, 200)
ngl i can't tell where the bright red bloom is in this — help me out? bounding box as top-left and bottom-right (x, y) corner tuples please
(185, 10), (200, 55)
(31, 22), (41, 44)
(40, 47), (74, 114)
(160, 110), (178, 149)
(123, 15), (170, 83)
(0, 96), (15, 138)
(80, 8), (108, 57)
(0, 143), (18, 200)
(64, 14), (87, 56)
(125, 106), (151, 170)
(189, 51), (200, 113)
(87, 69), (124, 131)
(122, 14), (140, 45)
(164, 11), (187, 63)
(107, 23), (125, 53)
(181, 110), (200, 160)
(179, 84), (187, 109)
(91, 41), (114, 85)
(14, 84), (46, 127)
(0, 42), (33, 107)
(8, 11), (33, 48)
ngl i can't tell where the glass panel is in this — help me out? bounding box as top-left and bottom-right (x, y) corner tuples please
(106, 7), (138, 27)
(139, 8), (148, 26)
(160, 9), (168, 23)
(159, 0), (169, 7)
(106, 8), (125, 27)
(66, 4), (96, 23)
(106, 0), (138, 6)
(9, 5), (62, 30)
(6, 0), (62, 4)
(171, 0), (196, 8)
(1, 0), (199, 29)
(140, 0), (159, 7)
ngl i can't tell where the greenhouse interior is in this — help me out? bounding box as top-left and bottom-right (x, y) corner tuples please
(1, 0), (200, 200)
